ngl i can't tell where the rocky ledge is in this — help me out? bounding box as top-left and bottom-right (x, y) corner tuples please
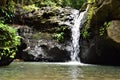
(13, 6), (79, 62)
(80, 0), (120, 65)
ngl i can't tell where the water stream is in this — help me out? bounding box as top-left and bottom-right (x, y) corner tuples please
(70, 8), (88, 62)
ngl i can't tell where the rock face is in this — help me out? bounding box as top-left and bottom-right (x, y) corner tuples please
(16, 25), (70, 62)
(90, 0), (120, 26)
(14, 6), (77, 30)
(80, 0), (120, 65)
(0, 59), (13, 66)
(107, 20), (120, 43)
(14, 6), (79, 62)
(0, 50), (14, 66)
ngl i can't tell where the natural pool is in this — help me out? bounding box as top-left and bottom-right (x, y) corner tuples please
(0, 62), (120, 80)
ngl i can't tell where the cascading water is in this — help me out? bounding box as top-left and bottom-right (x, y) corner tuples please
(70, 7), (88, 62)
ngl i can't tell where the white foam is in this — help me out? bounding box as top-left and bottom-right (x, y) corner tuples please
(43, 61), (89, 66)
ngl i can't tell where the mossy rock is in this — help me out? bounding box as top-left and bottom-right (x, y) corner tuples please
(31, 32), (53, 40)
(107, 20), (120, 43)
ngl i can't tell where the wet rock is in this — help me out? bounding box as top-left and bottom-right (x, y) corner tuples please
(90, 0), (120, 27)
(13, 6), (78, 31)
(80, 0), (120, 65)
(12, 6), (79, 62)
(0, 48), (15, 66)
(0, 58), (13, 66)
(15, 23), (71, 62)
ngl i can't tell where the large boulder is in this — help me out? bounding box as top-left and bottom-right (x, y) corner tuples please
(80, 0), (120, 65)
(90, 0), (120, 26)
(13, 6), (78, 31)
(14, 6), (79, 62)
(15, 25), (71, 62)
(107, 20), (120, 43)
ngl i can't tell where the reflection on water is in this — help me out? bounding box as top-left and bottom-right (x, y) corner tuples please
(68, 66), (83, 80)
(0, 62), (120, 80)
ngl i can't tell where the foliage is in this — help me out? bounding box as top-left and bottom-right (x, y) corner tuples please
(53, 26), (67, 42)
(54, 26), (67, 32)
(81, 0), (96, 39)
(0, 22), (20, 60)
(99, 22), (110, 36)
(22, 4), (39, 12)
(0, 1), (15, 23)
(63, 0), (87, 9)
(81, 27), (89, 39)
(13, 0), (86, 9)
(53, 32), (64, 42)
(39, 0), (61, 8)
(87, 0), (96, 22)
(87, 0), (95, 3)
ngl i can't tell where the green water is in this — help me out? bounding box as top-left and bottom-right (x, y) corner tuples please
(0, 62), (120, 80)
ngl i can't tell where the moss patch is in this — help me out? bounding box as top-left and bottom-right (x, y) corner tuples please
(22, 4), (39, 12)
(31, 32), (53, 40)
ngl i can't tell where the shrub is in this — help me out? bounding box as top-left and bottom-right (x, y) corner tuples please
(0, 1), (15, 23)
(0, 22), (20, 60)
(99, 22), (110, 36)
(53, 32), (64, 42)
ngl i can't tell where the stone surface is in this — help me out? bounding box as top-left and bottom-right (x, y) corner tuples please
(13, 6), (79, 62)
(107, 20), (120, 43)
(90, 0), (120, 26)
(80, 0), (120, 65)
(15, 25), (71, 62)
(13, 6), (78, 31)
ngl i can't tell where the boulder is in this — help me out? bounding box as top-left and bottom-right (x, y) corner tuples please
(13, 6), (78, 31)
(15, 25), (71, 62)
(107, 20), (120, 43)
(90, 0), (120, 27)
(80, 0), (120, 65)
(13, 6), (78, 62)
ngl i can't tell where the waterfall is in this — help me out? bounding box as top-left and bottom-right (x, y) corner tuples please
(70, 7), (88, 62)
